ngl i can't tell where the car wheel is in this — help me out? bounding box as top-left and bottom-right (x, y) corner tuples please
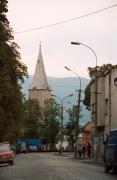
(104, 164), (110, 173)
(9, 161), (14, 166)
(112, 166), (117, 174)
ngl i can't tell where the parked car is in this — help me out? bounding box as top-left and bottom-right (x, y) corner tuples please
(0, 142), (14, 165)
(20, 142), (27, 153)
(104, 129), (117, 174)
(19, 138), (41, 152)
(29, 145), (38, 152)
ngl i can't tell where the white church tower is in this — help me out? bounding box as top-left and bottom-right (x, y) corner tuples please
(28, 45), (51, 107)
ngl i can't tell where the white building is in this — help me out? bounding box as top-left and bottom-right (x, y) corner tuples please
(90, 68), (117, 159)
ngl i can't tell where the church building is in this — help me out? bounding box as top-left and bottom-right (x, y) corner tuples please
(28, 45), (51, 107)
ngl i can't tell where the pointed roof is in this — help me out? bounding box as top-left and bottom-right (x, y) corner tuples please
(30, 45), (50, 90)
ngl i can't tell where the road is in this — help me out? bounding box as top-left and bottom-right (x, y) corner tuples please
(0, 152), (116, 180)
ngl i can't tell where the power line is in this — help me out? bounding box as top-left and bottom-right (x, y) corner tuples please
(14, 4), (117, 34)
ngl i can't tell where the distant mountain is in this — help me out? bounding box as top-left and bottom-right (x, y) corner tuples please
(22, 76), (91, 125)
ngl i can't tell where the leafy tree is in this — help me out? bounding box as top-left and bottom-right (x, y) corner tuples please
(0, 0), (28, 142)
(83, 84), (91, 110)
(23, 99), (43, 138)
(0, 0), (13, 43)
(88, 64), (117, 79)
(41, 99), (60, 149)
(22, 98), (60, 150)
(65, 121), (75, 150)
(65, 106), (82, 150)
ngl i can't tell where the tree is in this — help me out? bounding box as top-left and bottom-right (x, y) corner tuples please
(65, 106), (82, 150)
(88, 64), (117, 79)
(83, 84), (91, 110)
(0, 0), (28, 142)
(22, 98), (60, 150)
(41, 99), (60, 149)
(23, 99), (43, 138)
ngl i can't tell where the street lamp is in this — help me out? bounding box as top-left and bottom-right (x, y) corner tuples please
(51, 93), (73, 154)
(71, 41), (98, 160)
(71, 41), (97, 67)
(65, 66), (81, 157)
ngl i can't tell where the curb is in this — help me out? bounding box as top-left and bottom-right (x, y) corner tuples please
(78, 160), (104, 167)
(55, 152), (104, 167)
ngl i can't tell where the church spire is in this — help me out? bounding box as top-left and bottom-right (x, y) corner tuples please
(30, 45), (49, 90)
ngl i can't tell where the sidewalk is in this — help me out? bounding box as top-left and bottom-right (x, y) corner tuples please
(56, 152), (104, 166)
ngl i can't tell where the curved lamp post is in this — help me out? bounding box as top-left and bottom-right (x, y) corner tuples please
(71, 41), (97, 67)
(52, 93), (73, 154)
(65, 66), (82, 157)
(71, 41), (98, 160)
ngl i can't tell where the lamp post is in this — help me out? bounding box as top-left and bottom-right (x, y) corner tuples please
(52, 93), (73, 154)
(65, 66), (81, 158)
(71, 41), (98, 160)
(71, 42), (97, 67)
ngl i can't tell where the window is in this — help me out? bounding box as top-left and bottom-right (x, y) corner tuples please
(105, 98), (108, 116)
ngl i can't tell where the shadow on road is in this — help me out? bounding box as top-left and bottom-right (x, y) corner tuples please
(0, 164), (9, 168)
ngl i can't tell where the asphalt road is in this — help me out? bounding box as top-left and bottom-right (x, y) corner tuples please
(0, 152), (116, 180)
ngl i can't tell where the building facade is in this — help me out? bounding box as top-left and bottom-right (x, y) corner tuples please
(82, 122), (92, 145)
(90, 68), (117, 159)
(28, 45), (51, 107)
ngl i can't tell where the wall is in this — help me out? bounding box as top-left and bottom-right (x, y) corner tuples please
(28, 89), (51, 107)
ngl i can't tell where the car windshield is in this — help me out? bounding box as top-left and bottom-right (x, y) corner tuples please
(0, 145), (10, 152)
(107, 135), (117, 144)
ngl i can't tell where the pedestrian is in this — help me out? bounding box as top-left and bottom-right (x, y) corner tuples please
(82, 145), (86, 158)
(78, 143), (82, 159)
(58, 144), (61, 154)
(87, 142), (92, 158)
(74, 141), (78, 157)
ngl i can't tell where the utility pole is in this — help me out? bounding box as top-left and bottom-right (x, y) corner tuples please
(65, 66), (81, 158)
(60, 99), (64, 154)
(52, 94), (73, 154)
(76, 89), (81, 142)
(70, 41), (98, 160)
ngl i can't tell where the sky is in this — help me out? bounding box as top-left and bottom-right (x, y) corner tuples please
(7, 0), (117, 78)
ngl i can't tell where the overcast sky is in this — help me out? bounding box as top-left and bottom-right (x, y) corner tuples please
(7, 0), (117, 78)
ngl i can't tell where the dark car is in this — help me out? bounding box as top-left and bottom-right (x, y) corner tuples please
(104, 129), (117, 174)
(0, 142), (14, 165)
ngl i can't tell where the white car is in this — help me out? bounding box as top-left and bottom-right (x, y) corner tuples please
(29, 145), (38, 152)
(20, 142), (27, 153)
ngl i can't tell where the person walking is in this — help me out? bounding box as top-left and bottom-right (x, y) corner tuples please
(82, 145), (86, 158)
(78, 143), (82, 159)
(87, 142), (92, 158)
